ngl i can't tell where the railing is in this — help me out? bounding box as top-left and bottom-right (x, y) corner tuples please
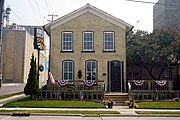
(128, 80), (173, 91)
(127, 80), (179, 100)
(39, 80), (105, 101)
(129, 90), (180, 100)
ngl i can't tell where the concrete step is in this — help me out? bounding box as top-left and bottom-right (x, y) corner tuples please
(104, 93), (129, 106)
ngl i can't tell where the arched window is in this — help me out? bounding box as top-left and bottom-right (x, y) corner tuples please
(86, 60), (97, 80)
(63, 60), (74, 80)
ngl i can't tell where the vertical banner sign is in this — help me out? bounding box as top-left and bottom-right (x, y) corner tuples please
(34, 28), (45, 50)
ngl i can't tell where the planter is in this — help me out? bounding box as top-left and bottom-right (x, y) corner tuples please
(129, 105), (133, 108)
(107, 103), (113, 108)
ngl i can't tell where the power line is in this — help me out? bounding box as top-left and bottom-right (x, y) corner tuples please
(33, 0), (44, 22)
(47, 0), (55, 13)
(51, 1), (58, 13)
(27, 0), (41, 24)
(126, 0), (180, 6)
(45, 0), (51, 13)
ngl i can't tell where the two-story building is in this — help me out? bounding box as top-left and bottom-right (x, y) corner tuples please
(44, 4), (133, 93)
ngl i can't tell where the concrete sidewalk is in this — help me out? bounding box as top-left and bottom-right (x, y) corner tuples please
(1, 105), (180, 117)
(0, 83), (25, 96)
(0, 94), (27, 107)
(0, 94), (180, 117)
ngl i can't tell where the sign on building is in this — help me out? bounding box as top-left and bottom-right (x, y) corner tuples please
(34, 28), (45, 50)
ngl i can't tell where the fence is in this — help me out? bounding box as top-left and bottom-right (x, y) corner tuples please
(128, 80), (180, 100)
(128, 80), (173, 91)
(129, 90), (180, 100)
(39, 80), (105, 101)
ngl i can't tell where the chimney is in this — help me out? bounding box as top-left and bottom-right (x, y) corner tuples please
(5, 7), (11, 26)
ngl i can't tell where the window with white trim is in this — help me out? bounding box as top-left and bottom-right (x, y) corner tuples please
(104, 32), (114, 51)
(63, 60), (74, 80)
(62, 32), (72, 51)
(86, 61), (97, 80)
(83, 32), (93, 51)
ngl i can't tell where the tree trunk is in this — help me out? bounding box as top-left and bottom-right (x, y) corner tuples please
(30, 94), (32, 100)
(177, 65), (180, 85)
(143, 65), (165, 80)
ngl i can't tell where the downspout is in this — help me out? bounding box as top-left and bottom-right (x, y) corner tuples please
(43, 25), (51, 73)
(13, 31), (18, 83)
(125, 26), (134, 92)
(126, 26), (134, 37)
(22, 32), (26, 83)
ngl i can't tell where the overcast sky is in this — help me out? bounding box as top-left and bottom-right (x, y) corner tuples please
(5, 0), (159, 32)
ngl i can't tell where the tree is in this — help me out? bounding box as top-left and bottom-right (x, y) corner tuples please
(127, 28), (180, 80)
(24, 54), (38, 99)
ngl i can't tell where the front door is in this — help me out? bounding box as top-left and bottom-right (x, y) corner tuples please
(108, 60), (124, 92)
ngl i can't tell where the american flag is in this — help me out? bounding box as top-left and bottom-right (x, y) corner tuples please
(49, 72), (56, 84)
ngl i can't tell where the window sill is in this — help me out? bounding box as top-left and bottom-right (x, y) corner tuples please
(81, 51), (95, 53)
(60, 51), (74, 53)
(103, 50), (116, 52)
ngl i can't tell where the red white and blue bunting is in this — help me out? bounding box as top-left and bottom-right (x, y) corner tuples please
(133, 80), (144, 86)
(57, 80), (73, 86)
(155, 80), (166, 86)
(83, 80), (96, 86)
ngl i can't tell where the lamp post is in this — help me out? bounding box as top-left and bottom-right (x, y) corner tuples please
(34, 28), (44, 89)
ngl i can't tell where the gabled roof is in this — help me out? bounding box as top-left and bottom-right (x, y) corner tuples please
(44, 3), (133, 34)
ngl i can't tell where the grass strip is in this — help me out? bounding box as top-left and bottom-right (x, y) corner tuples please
(0, 92), (23, 100)
(136, 101), (180, 109)
(2, 97), (105, 108)
(0, 110), (120, 114)
(136, 111), (180, 114)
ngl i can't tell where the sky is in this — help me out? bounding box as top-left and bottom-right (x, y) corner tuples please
(5, 0), (159, 32)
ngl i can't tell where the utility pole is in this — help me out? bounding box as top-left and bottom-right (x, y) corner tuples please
(136, 19), (140, 31)
(0, 0), (4, 41)
(0, 0), (4, 88)
(48, 14), (58, 22)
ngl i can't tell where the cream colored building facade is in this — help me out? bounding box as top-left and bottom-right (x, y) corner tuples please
(2, 26), (48, 84)
(45, 4), (133, 92)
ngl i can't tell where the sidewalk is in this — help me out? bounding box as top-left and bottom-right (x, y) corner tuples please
(0, 94), (26, 107)
(0, 83), (25, 96)
(0, 94), (180, 117)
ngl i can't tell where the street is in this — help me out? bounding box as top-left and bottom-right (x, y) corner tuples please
(0, 115), (180, 120)
(0, 83), (25, 96)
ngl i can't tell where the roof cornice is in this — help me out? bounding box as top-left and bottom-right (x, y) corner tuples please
(44, 4), (133, 33)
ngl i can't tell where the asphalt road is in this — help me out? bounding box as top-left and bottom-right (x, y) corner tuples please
(0, 83), (25, 95)
(0, 115), (180, 120)
(0, 81), (46, 95)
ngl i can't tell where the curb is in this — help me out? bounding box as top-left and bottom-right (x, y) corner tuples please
(1, 112), (180, 117)
(139, 114), (180, 117)
(12, 112), (30, 116)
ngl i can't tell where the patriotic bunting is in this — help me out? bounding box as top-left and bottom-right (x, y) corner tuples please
(57, 80), (73, 86)
(83, 80), (96, 86)
(133, 80), (144, 86)
(49, 72), (73, 86)
(57, 80), (68, 86)
(155, 80), (166, 86)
